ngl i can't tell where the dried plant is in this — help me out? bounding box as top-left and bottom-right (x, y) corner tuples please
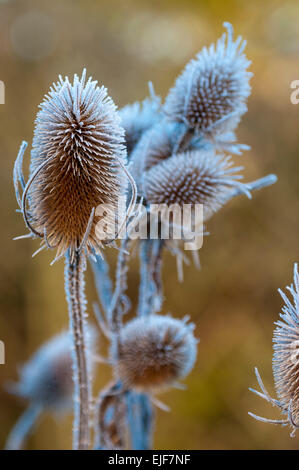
(9, 22), (279, 451)
(249, 264), (299, 436)
(164, 22), (251, 139)
(142, 150), (247, 220)
(13, 70), (131, 450)
(22, 69), (127, 260)
(115, 315), (197, 392)
(5, 329), (96, 450)
(119, 90), (161, 156)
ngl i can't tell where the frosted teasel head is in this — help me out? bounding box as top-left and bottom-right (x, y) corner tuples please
(9, 332), (73, 411)
(14, 70), (130, 262)
(164, 23), (252, 138)
(249, 264), (299, 436)
(8, 328), (97, 411)
(130, 120), (180, 183)
(119, 92), (161, 156)
(142, 149), (248, 222)
(114, 314), (197, 392)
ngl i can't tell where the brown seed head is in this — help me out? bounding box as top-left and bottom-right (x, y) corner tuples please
(115, 314), (197, 392)
(27, 70), (127, 258)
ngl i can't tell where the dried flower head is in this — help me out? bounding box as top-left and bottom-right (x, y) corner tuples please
(130, 120), (177, 183)
(249, 264), (299, 436)
(10, 332), (73, 410)
(9, 328), (96, 410)
(142, 149), (245, 221)
(115, 314), (197, 392)
(15, 69), (127, 261)
(164, 23), (251, 137)
(119, 95), (161, 156)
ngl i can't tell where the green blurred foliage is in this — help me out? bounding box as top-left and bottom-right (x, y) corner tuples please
(0, 0), (299, 449)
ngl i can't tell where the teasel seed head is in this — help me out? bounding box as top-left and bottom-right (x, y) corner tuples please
(119, 94), (161, 156)
(273, 264), (299, 427)
(24, 69), (127, 259)
(131, 119), (212, 185)
(115, 314), (197, 392)
(10, 332), (74, 411)
(142, 149), (245, 221)
(130, 120), (177, 183)
(164, 23), (252, 137)
(249, 264), (299, 435)
(8, 328), (96, 411)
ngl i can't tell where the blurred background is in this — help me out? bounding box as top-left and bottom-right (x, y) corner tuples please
(0, 0), (299, 450)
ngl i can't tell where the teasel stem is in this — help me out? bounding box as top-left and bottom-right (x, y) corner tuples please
(91, 254), (113, 317)
(231, 174), (277, 199)
(95, 381), (126, 450)
(108, 236), (131, 334)
(5, 403), (42, 450)
(126, 391), (154, 450)
(65, 250), (90, 450)
(133, 239), (164, 449)
(138, 239), (164, 316)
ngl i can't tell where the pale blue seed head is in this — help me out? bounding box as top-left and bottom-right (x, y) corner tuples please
(119, 95), (161, 156)
(164, 23), (252, 137)
(9, 327), (96, 412)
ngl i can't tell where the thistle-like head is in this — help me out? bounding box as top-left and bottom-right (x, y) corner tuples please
(119, 95), (161, 156)
(8, 328), (96, 411)
(249, 264), (299, 436)
(115, 314), (197, 392)
(15, 70), (128, 261)
(142, 149), (245, 221)
(164, 23), (252, 137)
(273, 264), (299, 428)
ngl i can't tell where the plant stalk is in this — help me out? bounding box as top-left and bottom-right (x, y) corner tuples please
(65, 250), (90, 450)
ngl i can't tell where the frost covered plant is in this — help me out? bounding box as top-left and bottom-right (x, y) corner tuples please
(16, 70), (127, 260)
(119, 91), (161, 156)
(164, 22), (251, 141)
(142, 150), (247, 221)
(115, 315), (197, 392)
(13, 70), (130, 449)
(249, 264), (299, 436)
(10, 22), (278, 451)
(5, 331), (92, 450)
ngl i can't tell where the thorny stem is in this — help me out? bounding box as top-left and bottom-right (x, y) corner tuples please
(65, 251), (91, 450)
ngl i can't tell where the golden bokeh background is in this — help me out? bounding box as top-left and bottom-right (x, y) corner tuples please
(1, 0), (299, 450)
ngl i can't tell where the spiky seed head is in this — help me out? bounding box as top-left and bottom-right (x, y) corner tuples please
(164, 23), (252, 136)
(28, 70), (127, 258)
(115, 314), (197, 392)
(142, 150), (243, 221)
(273, 264), (299, 425)
(119, 95), (161, 156)
(130, 120), (177, 183)
(131, 119), (210, 185)
(9, 328), (96, 411)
